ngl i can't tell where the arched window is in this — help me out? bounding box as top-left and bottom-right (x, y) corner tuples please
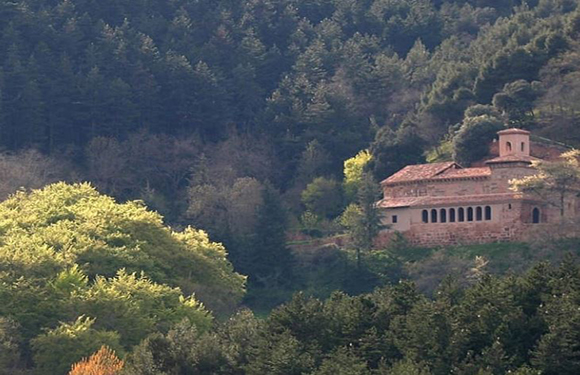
(458, 207), (465, 222)
(431, 209), (438, 223)
(476, 207), (483, 221)
(506, 141), (512, 152)
(485, 206), (492, 221)
(422, 210), (428, 223)
(533, 208), (540, 224)
(440, 209), (447, 223)
(521, 142), (525, 152)
(467, 207), (474, 222)
(450, 208), (456, 222)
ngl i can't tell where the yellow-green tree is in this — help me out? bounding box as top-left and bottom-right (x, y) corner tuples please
(344, 150), (373, 201)
(510, 150), (580, 216)
(0, 182), (245, 373)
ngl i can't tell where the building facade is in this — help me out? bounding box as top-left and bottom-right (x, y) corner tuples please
(377, 129), (577, 247)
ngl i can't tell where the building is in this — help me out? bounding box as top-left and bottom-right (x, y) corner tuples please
(377, 128), (577, 247)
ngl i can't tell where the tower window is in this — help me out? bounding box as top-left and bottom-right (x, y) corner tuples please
(521, 142), (525, 152)
(533, 208), (540, 224)
(506, 142), (512, 152)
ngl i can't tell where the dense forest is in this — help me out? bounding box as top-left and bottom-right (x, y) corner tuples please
(3, 0), (580, 373)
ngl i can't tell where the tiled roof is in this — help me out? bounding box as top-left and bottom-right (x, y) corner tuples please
(377, 197), (423, 208)
(381, 162), (491, 185)
(378, 193), (532, 209)
(497, 128), (531, 135)
(485, 155), (539, 164)
(381, 162), (457, 185)
(433, 167), (491, 179)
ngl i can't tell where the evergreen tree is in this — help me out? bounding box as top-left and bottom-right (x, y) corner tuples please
(249, 184), (293, 288)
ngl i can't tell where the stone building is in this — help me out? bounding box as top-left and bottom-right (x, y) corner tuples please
(377, 128), (577, 247)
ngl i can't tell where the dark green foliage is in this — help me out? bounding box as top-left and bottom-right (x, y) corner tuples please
(492, 80), (544, 128)
(452, 107), (505, 165)
(249, 184), (294, 289)
(301, 177), (344, 219)
(125, 258), (580, 375)
(369, 125), (426, 182)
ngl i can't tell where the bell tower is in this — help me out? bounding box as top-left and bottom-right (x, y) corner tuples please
(497, 128), (530, 157)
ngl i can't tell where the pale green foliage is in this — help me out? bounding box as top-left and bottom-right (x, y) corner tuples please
(52, 265), (88, 296)
(300, 210), (323, 236)
(68, 269), (211, 346)
(0, 182), (243, 358)
(510, 150), (580, 216)
(31, 316), (123, 375)
(344, 150), (373, 199)
(0, 182), (245, 315)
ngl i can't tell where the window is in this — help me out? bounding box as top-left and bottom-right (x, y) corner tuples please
(440, 209), (447, 223)
(467, 207), (474, 222)
(422, 210), (428, 223)
(458, 207), (465, 222)
(392, 215), (398, 224)
(431, 209), (438, 223)
(476, 207), (483, 221)
(485, 206), (492, 221)
(508, 204), (512, 210)
(450, 208), (456, 222)
(506, 141), (512, 152)
(533, 208), (540, 224)
(521, 142), (525, 152)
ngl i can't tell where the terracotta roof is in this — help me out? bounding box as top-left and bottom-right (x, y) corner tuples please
(377, 197), (423, 208)
(381, 162), (458, 185)
(497, 128), (530, 135)
(382, 162), (491, 185)
(485, 155), (539, 164)
(433, 167), (491, 179)
(378, 193), (533, 209)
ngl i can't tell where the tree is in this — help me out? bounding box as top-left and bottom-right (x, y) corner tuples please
(452, 108), (504, 166)
(301, 177), (344, 219)
(125, 309), (259, 375)
(68, 346), (124, 375)
(492, 80), (543, 128)
(0, 182), (243, 348)
(340, 173), (384, 269)
(343, 150), (373, 200)
(249, 184), (294, 288)
(0, 318), (23, 375)
(510, 150), (580, 217)
(32, 317), (123, 375)
(369, 125), (426, 181)
(312, 347), (369, 375)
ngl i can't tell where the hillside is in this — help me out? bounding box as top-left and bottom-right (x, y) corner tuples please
(3, 0), (580, 373)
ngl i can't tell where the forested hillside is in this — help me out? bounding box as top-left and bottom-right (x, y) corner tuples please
(4, 0), (580, 373)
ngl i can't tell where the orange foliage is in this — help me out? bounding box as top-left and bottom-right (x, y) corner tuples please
(68, 346), (124, 375)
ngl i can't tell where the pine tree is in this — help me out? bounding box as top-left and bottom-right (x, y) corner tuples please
(249, 184), (293, 288)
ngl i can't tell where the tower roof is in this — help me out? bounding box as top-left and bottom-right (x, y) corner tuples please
(497, 128), (530, 135)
